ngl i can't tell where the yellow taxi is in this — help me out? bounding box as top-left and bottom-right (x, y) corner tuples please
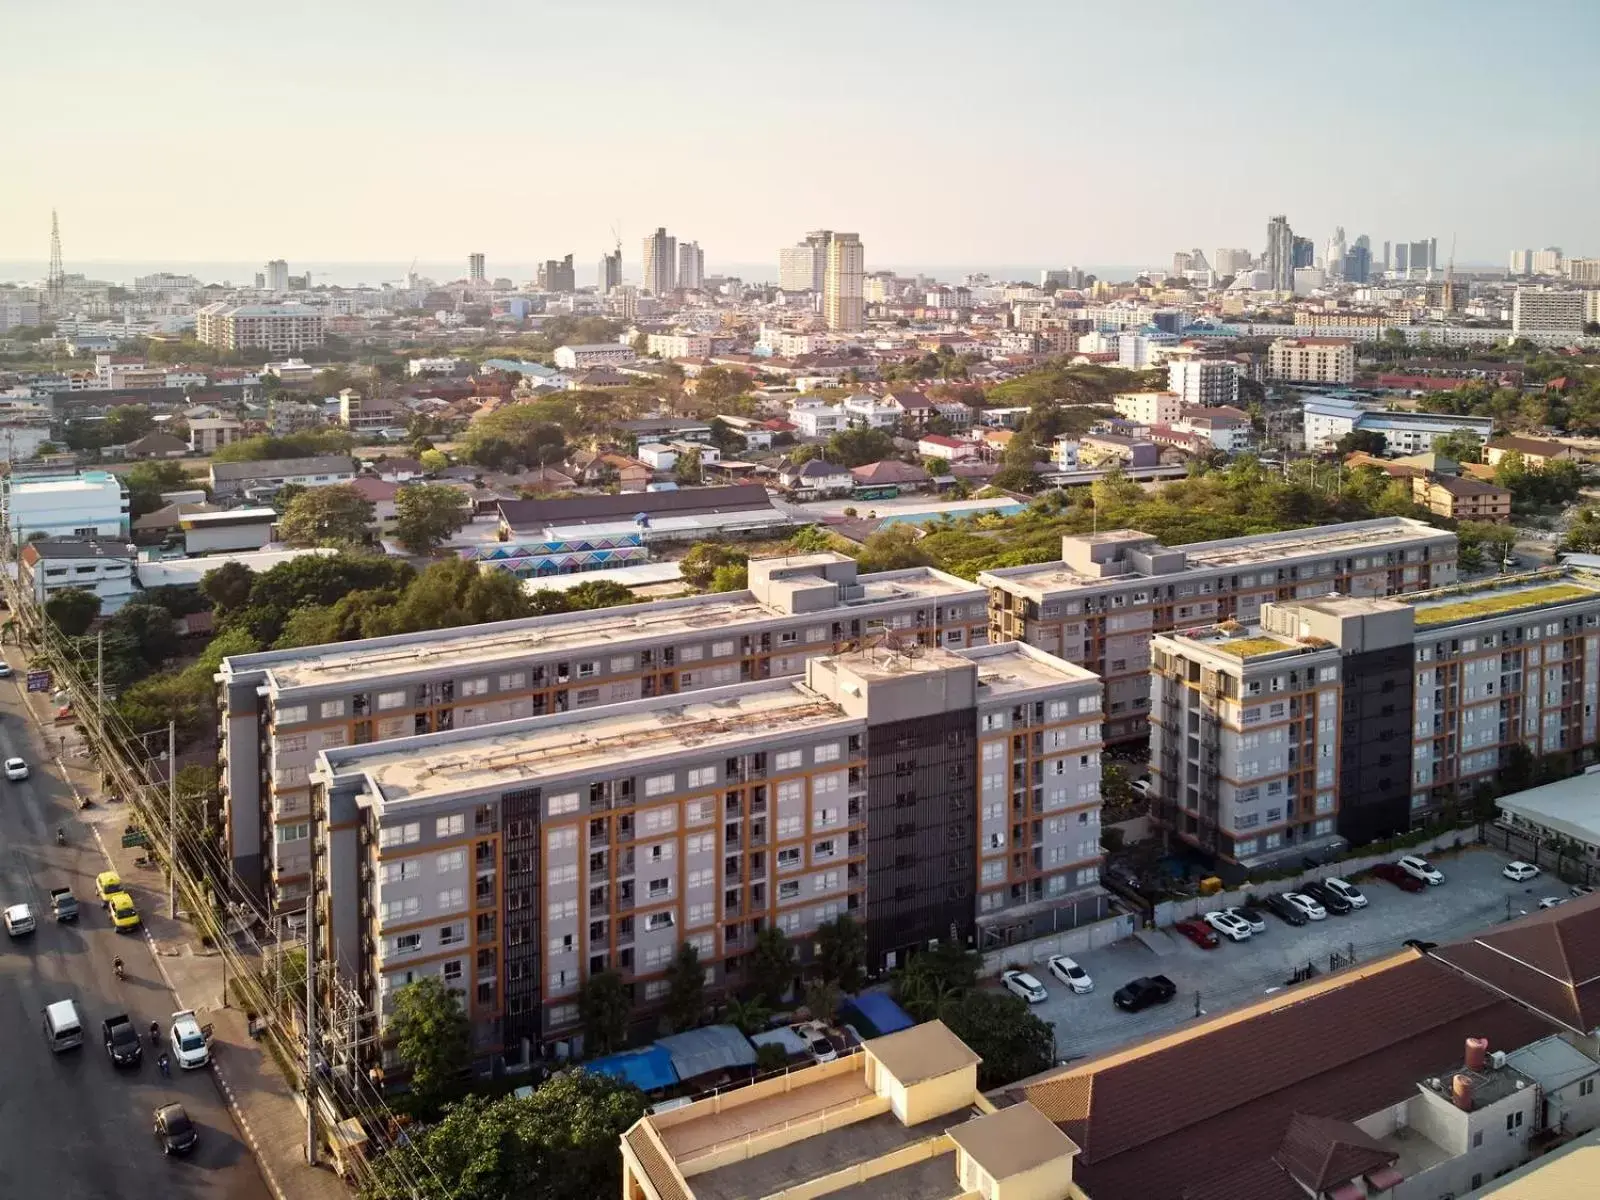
(108, 891), (141, 931)
(96, 871), (127, 905)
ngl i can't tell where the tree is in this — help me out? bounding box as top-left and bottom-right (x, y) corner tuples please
(825, 426), (897, 468)
(722, 995), (771, 1036)
(361, 1071), (647, 1200)
(124, 460), (196, 518)
(747, 926), (797, 1005)
(803, 978), (841, 1023)
(857, 525), (932, 573)
(1457, 521), (1516, 573)
(663, 942), (707, 1032)
(103, 404), (155, 445)
(1431, 430), (1484, 464)
(812, 914), (866, 993)
(709, 563), (748, 592)
(394, 483), (471, 554)
(461, 406), (568, 469)
(564, 579), (636, 611)
(936, 990), (1053, 1089)
(680, 542), (747, 591)
(673, 447), (703, 485)
(278, 484), (375, 547)
(418, 448), (449, 474)
(106, 601), (182, 668)
(211, 428), (354, 463)
(579, 970), (631, 1055)
(1335, 429), (1388, 457)
(891, 940), (981, 1021)
(45, 587), (101, 635)
(373, 558), (532, 635)
(200, 561), (256, 613)
(389, 976), (471, 1113)
(1563, 507), (1600, 555)
(693, 366), (752, 407)
(222, 553), (413, 646)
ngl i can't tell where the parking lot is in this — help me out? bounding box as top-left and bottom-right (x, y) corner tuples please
(1016, 846), (1564, 1064)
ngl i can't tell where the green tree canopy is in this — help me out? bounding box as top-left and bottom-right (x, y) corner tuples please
(812, 914), (866, 993)
(211, 428), (354, 463)
(680, 542), (748, 590)
(748, 926), (797, 1006)
(104, 601), (182, 669)
(125, 459), (198, 518)
(103, 404), (155, 444)
(856, 525), (932, 573)
(388, 976), (472, 1115)
(45, 587), (101, 635)
(461, 406), (569, 470)
(579, 970), (631, 1056)
(824, 426), (897, 467)
(936, 990), (1053, 1089)
(1335, 429), (1388, 457)
(891, 940), (981, 1020)
(200, 561), (256, 612)
(394, 483), (471, 554)
(277, 484), (375, 548)
(1430, 429), (1484, 464)
(664, 942), (707, 1032)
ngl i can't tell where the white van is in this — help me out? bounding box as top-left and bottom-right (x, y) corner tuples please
(43, 999), (83, 1052)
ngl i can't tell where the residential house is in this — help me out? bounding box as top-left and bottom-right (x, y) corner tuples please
(932, 396), (976, 426)
(349, 476), (400, 535)
(852, 459), (932, 492)
(187, 417), (246, 454)
(177, 506), (277, 555)
(122, 431), (189, 460)
(565, 367), (632, 390)
(19, 538), (137, 615)
(1485, 435), (1578, 468)
(882, 389), (936, 428)
(778, 458), (853, 498)
(371, 457), (423, 483)
(788, 401), (845, 439)
(209, 455), (356, 500)
(1078, 432), (1160, 468)
(1412, 473), (1513, 523)
(1171, 405), (1252, 453)
(842, 392), (901, 430)
(918, 434), (977, 462)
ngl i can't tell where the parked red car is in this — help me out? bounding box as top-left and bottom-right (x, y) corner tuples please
(1371, 862), (1426, 893)
(1173, 918), (1220, 948)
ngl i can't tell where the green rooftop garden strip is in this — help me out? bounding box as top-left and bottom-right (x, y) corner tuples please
(1214, 636), (1296, 658)
(1414, 582), (1596, 626)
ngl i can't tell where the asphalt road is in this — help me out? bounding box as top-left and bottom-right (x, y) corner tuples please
(0, 671), (271, 1200)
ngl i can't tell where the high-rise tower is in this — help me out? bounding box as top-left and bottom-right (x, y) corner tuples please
(1264, 215), (1294, 292)
(823, 232), (865, 331)
(642, 227), (676, 294)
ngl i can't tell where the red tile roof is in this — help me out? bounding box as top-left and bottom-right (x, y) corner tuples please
(1272, 1113), (1396, 1192)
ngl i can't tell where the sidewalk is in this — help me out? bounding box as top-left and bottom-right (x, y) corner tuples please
(23, 678), (351, 1200)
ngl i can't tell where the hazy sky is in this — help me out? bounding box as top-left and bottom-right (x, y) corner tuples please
(4, 0), (1597, 270)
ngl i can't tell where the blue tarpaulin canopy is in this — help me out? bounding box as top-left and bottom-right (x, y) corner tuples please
(583, 1045), (678, 1093)
(841, 992), (915, 1038)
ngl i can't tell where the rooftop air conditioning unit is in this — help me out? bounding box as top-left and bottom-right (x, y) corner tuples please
(1489, 1050), (1508, 1070)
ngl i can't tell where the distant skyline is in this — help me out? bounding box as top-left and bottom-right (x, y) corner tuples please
(3, 0), (1597, 268)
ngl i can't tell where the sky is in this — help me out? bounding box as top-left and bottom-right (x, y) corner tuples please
(3, 0), (1598, 273)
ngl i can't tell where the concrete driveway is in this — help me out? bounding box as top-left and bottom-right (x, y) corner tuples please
(1014, 846), (1556, 1065)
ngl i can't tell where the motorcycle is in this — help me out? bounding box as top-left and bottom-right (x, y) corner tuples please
(113, 957), (125, 982)
(55, 827), (65, 846)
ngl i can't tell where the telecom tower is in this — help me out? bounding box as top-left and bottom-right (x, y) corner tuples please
(46, 210), (65, 315)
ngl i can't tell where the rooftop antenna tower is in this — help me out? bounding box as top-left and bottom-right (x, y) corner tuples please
(46, 209), (65, 314)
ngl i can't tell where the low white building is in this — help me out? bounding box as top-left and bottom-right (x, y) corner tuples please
(1113, 391), (1183, 425)
(646, 332), (711, 359)
(1052, 437), (1080, 469)
(788, 402), (845, 438)
(841, 393), (901, 430)
(1495, 774), (1600, 862)
(3, 470), (129, 540)
(553, 343), (637, 370)
(19, 538), (137, 615)
(407, 356), (464, 377)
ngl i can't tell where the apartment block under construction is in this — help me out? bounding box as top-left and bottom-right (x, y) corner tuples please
(219, 554), (988, 914)
(309, 643), (1102, 1056)
(981, 517), (1459, 742)
(1150, 569), (1600, 870)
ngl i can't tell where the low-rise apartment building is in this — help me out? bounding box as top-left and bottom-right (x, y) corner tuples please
(195, 302), (325, 353)
(220, 553), (989, 910)
(1150, 570), (1600, 868)
(209, 455), (357, 500)
(2, 469), (130, 540)
(983, 518), (1458, 743)
(1167, 348), (1240, 407)
(309, 644), (1102, 1053)
(19, 538), (137, 615)
(1413, 473), (1513, 523)
(552, 343), (637, 370)
(1267, 336), (1356, 384)
(1112, 390), (1182, 425)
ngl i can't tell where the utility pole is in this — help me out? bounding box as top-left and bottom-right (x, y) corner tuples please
(305, 894), (319, 1167)
(96, 630), (103, 712)
(167, 720), (177, 919)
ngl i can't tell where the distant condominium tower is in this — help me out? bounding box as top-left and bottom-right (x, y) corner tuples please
(1509, 249), (1534, 276)
(1263, 216), (1295, 291)
(779, 244), (815, 291)
(1532, 247), (1564, 276)
(1324, 227), (1346, 278)
(1292, 236), (1315, 270)
(677, 241), (704, 291)
(468, 253), (486, 284)
(598, 248), (622, 294)
(823, 232), (865, 331)
(642, 227), (676, 294)
(1407, 239), (1433, 279)
(1394, 244), (1410, 274)
(1212, 248), (1253, 277)
(264, 259), (289, 293)
(537, 254), (575, 292)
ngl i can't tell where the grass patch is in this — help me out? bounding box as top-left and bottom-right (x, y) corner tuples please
(1415, 582), (1595, 626)
(1214, 636), (1295, 658)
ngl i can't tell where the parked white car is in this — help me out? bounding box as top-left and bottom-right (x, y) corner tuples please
(1399, 855), (1444, 885)
(1046, 954), (1094, 994)
(1503, 861), (1541, 882)
(1320, 877), (1367, 909)
(1221, 906), (1266, 934)
(1284, 892), (1328, 921)
(1001, 969), (1048, 1004)
(1203, 910), (1253, 942)
(169, 1010), (210, 1070)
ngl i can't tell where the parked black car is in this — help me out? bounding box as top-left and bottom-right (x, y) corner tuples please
(1113, 974), (1178, 1012)
(102, 1013), (143, 1068)
(1261, 894), (1309, 927)
(1304, 880), (1353, 915)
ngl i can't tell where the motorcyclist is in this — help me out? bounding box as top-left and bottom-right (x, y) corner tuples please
(55, 826), (64, 845)
(113, 956), (125, 980)
(150, 1020), (161, 1048)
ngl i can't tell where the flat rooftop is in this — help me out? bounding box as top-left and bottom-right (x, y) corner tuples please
(1497, 773), (1600, 844)
(244, 567), (981, 693)
(325, 683), (853, 808)
(966, 641), (1100, 697)
(1406, 571), (1600, 628)
(981, 518), (1448, 595)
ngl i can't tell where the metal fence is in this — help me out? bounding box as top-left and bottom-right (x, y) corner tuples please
(1483, 823), (1600, 889)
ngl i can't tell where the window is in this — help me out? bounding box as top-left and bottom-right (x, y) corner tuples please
(460, 677), (488, 697)
(276, 734), (309, 755)
(1506, 1111), (1524, 1132)
(576, 660), (597, 678)
(546, 827), (578, 850)
(379, 860), (419, 884)
(644, 773), (675, 797)
(775, 750), (803, 771)
(440, 923), (466, 946)
(436, 850), (465, 874)
(547, 792), (579, 816)
(645, 911), (675, 931)
(393, 933), (422, 955)
(547, 864), (578, 886)
(687, 902), (714, 926)
(547, 898), (578, 921)
(442, 960), (463, 985)
(813, 870), (839, 892)
(1472, 1131), (1483, 1148)
(778, 814), (802, 838)
(687, 766), (717, 789)
(815, 742), (841, 763)
(686, 832), (715, 855)
(777, 847), (801, 869)
(436, 814), (465, 839)
(641, 807), (675, 833)
(438, 888), (466, 912)
(379, 822), (421, 848)
(377, 690), (406, 711)
(1581, 1079), (1596, 1098)
(609, 655), (634, 673)
(687, 868), (714, 889)
(813, 806), (840, 830)
(379, 896), (421, 923)
(686, 800), (711, 825)
(813, 838), (837, 859)
(779, 880), (800, 901)
(275, 822), (309, 843)
(499, 671), (526, 690)
(711, 639), (734, 657)
(277, 705), (308, 725)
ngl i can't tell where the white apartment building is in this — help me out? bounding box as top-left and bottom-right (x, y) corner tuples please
(3, 470), (130, 540)
(841, 392), (900, 430)
(646, 332), (711, 359)
(1512, 287), (1586, 336)
(19, 538), (137, 615)
(194, 302), (325, 353)
(220, 553), (989, 910)
(1532, 247), (1564, 276)
(1167, 350), (1241, 407)
(553, 343), (638, 370)
(1172, 406), (1252, 453)
(1113, 391), (1183, 426)
(407, 356), (464, 377)
(1266, 336), (1356, 384)
(308, 642), (1103, 1052)
(1117, 329), (1179, 368)
(0, 301), (44, 332)
(788, 401), (845, 438)
(982, 518), (1458, 743)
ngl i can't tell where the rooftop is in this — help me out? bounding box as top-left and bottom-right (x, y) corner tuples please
(1213, 635), (1301, 659)
(1408, 573), (1600, 628)
(235, 564), (979, 693)
(945, 1102), (1079, 1182)
(321, 681), (854, 809)
(965, 641), (1101, 698)
(865, 1019), (982, 1086)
